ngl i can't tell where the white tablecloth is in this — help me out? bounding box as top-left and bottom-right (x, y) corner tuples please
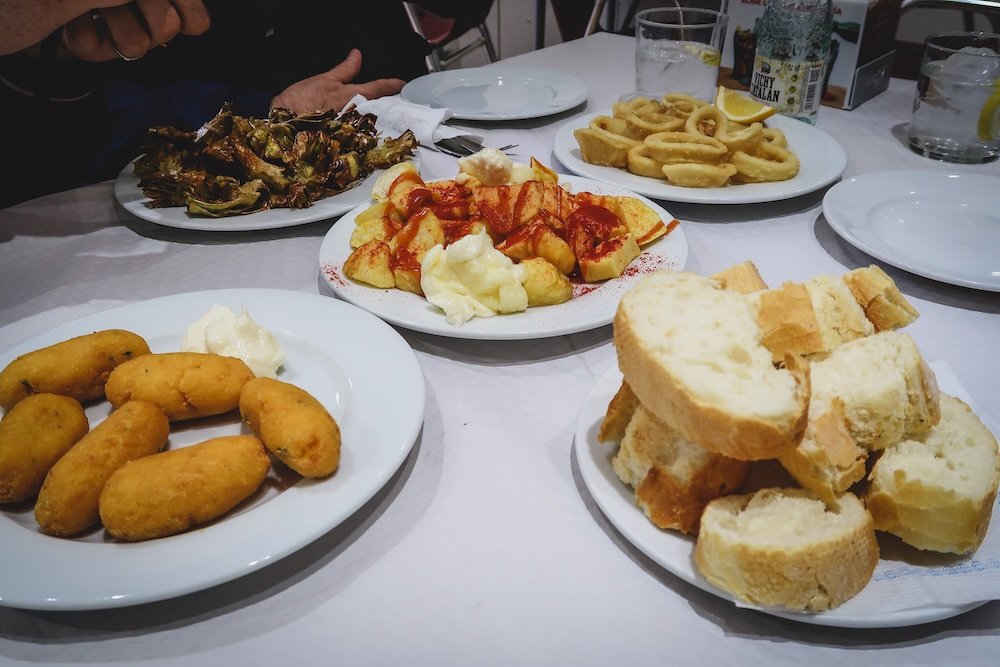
(1, 32), (999, 666)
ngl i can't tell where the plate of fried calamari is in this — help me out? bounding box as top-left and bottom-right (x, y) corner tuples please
(0, 289), (424, 610)
(553, 97), (847, 205)
(318, 161), (688, 340)
(114, 104), (418, 232)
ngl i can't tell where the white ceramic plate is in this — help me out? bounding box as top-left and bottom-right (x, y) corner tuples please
(575, 368), (987, 629)
(114, 167), (387, 231)
(823, 171), (1000, 292)
(553, 113), (848, 204)
(401, 66), (588, 121)
(318, 175), (688, 340)
(0, 289), (425, 611)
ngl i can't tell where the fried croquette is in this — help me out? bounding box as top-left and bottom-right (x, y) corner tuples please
(105, 352), (255, 421)
(0, 330), (150, 410)
(99, 435), (270, 541)
(0, 394), (89, 503)
(240, 377), (341, 478)
(34, 400), (169, 536)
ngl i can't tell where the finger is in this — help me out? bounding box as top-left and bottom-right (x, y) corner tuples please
(169, 0), (211, 35)
(132, 0), (182, 46)
(326, 49), (364, 84)
(99, 5), (153, 59)
(355, 78), (406, 100)
(62, 13), (118, 62)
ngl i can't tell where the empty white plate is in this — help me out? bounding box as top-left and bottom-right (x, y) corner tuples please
(401, 66), (588, 121)
(823, 171), (1000, 292)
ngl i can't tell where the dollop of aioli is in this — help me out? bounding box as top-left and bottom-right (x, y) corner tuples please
(181, 305), (285, 378)
(420, 227), (528, 326)
(455, 147), (534, 186)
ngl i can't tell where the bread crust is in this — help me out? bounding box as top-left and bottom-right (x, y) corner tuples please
(598, 381), (640, 443)
(843, 265), (919, 331)
(636, 455), (749, 533)
(755, 282), (826, 360)
(615, 290), (810, 460)
(711, 261), (768, 294)
(694, 489), (879, 611)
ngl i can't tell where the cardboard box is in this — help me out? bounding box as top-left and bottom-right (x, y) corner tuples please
(718, 0), (901, 109)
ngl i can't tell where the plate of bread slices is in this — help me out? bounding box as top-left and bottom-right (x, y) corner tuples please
(576, 262), (1000, 627)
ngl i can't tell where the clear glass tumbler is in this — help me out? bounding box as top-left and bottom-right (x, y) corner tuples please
(634, 7), (729, 102)
(907, 32), (1000, 164)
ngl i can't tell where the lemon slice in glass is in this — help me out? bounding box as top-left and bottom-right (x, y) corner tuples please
(682, 44), (721, 67)
(977, 80), (1000, 142)
(714, 85), (777, 123)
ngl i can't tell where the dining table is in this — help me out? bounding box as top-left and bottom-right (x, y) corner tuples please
(1, 31), (999, 666)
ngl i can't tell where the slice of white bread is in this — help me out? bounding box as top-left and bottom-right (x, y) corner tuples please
(843, 265), (919, 332)
(694, 488), (879, 611)
(807, 331), (940, 451)
(711, 261), (768, 294)
(753, 275), (878, 362)
(598, 381), (640, 444)
(614, 271), (810, 461)
(612, 405), (750, 533)
(864, 394), (1000, 554)
(777, 398), (868, 504)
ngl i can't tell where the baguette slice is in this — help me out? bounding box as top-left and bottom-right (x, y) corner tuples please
(612, 405), (749, 533)
(804, 274), (875, 350)
(864, 394), (1000, 554)
(807, 331), (940, 451)
(843, 265), (919, 331)
(614, 271), (809, 461)
(711, 261), (768, 294)
(695, 488), (879, 611)
(754, 281), (826, 361)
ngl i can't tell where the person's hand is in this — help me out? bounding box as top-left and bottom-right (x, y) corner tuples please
(271, 49), (406, 115)
(62, 0), (211, 62)
(1, 0), (130, 55)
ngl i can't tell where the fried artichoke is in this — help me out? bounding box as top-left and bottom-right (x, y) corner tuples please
(134, 104), (418, 217)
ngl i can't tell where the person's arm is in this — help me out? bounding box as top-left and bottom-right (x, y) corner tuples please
(270, 48), (405, 114)
(0, 0), (210, 60)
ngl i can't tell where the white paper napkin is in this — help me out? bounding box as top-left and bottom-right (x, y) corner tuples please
(345, 94), (481, 148)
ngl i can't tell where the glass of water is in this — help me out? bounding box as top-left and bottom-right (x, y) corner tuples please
(634, 7), (729, 102)
(908, 32), (1000, 164)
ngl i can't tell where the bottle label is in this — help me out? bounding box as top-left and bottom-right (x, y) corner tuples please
(749, 55), (826, 116)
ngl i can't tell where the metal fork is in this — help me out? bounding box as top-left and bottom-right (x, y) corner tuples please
(434, 136), (518, 157)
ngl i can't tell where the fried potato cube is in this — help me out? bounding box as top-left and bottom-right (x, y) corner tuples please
(0, 394), (89, 503)
(520, 257), (573, 307)
(472, 181), (575, 235)
(579, 233), (640, 282)
(35, 400), (169, 536)
(609, 196), (668, 246)
(392, 251), (424, 296)
(105, 352), (255, 421)
(99, 435), (270, 541)
(389, 208), (445, 262)
(350, 216), (403, 249)
(240, 377), (341, 478)
(0, 329), (151, 410)
(355, 200), (401, 226)
(565, 203), (629, 262)
(530, 157), (559, 183)
(387, 167), (431, 218)
(495, 219), (576, 275)
(344, 239), (396, 288)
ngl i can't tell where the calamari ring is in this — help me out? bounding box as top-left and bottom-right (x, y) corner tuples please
(574, 127), (641, 168)
(715, 121), (764, 154)
(643, 131), (727, 164)
(730, 142), (800, 183)
(623, 109), (685, 138)
(684, 104), (728, 138)
(661, 93), (707, 119)
(589, 115), (632, 138)
(626, 144), (667, 178)
(612, 96), (662, 120)
(661, 162), (738, 187)
(761, 127), (788, 148)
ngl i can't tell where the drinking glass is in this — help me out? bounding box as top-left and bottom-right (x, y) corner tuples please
(907, 32), (1000, 164)
(634, 7), (729, 102)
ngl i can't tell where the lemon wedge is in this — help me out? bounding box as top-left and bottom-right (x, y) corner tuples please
(682, 44), (721, 67)
(714, 85), (777, 123)
(977, 81), (1000, 142)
